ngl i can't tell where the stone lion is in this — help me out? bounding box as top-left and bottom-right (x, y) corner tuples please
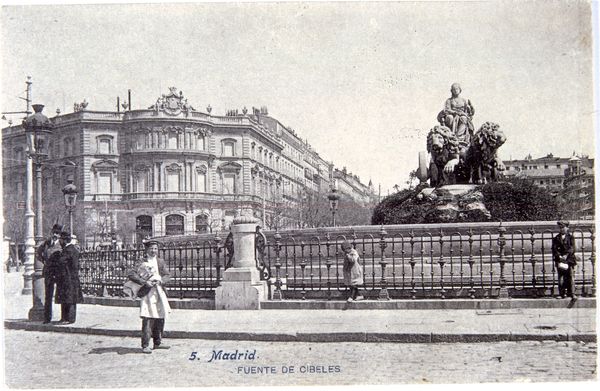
(426, 125), (463, 187)
(467, 122), (507, 184)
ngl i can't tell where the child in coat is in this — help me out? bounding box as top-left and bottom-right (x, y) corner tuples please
(341, 241), (364, 302)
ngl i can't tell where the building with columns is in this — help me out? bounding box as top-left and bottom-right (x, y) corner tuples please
(2, 88), (374, 246)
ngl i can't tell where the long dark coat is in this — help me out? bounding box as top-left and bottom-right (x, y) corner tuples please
(36, 238), (62, 280)
(56, 244), (84, 304)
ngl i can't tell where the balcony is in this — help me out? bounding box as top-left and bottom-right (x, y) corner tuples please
(87, 192), (279, 205)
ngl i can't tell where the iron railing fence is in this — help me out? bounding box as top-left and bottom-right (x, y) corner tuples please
(79, 238), (230, 299)
(259, 225), (595, 300)
(79, 221), (596, 300)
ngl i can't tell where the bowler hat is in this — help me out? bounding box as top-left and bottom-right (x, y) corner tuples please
(60, 231), (72, 240)
(51, 224), (64, 233)
(557, 220), (570, 227)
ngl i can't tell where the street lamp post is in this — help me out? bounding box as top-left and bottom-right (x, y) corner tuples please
(327, 187), (340, 227)
(62, 179), (78, 234)
(21, 103), (52, 320)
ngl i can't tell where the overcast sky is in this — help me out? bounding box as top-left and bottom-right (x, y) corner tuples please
(1, 1), (596, 194)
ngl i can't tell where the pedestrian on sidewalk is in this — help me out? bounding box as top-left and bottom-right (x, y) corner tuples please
(552, 221), (578, 300)
(341, 241), (364, 302)
(36, 224), (63, 324)
(56, 231), (84, 324)
(127, 240), (171, 354)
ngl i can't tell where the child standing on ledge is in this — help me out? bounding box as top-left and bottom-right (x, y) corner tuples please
(341, 241), (364, 302)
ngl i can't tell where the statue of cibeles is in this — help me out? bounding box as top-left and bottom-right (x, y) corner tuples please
(437, 83), (475, 143)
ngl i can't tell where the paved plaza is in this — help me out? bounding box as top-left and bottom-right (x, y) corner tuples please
(3, 329), (597, 387)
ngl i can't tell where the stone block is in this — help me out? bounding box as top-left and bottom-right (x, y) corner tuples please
(214, 280), (267, 310)
(222, 267), (260, 283)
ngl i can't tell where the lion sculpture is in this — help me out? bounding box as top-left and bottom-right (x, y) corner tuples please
(426, 125), (465, 187)
(467, 122), (507, 184)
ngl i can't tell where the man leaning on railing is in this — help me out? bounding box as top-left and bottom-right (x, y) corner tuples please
(552, 221), (578, 301)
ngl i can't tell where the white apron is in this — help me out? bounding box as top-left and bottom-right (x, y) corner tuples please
(139, 257), (171, 319)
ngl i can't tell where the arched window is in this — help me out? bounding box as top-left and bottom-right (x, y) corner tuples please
(136, 215), (153, 242)
(165, 214), (184, 236)
(195, 214), (209, 233)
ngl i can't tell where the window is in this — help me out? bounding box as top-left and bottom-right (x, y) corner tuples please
(168, 132), (178, 149)
(197, 135), (205, 151)
(195, 215), (209, 233)
(165, 214), (184, 236)
(97, 173), (112, 193)
(97, 137), (112, 155)
(223, 211), (236, 230)
(197, 171), (206, 192)
(136, 215), (153, 242)
(167, 171), (180, 191)
(135, 170), (149, 192)
(222, 140), (235, 157)
(14, 147), (23, 163)
(223, 174), (236, 194)
(136, 133), (146, 149)
(63, 138), (73, 156)
(544, 164), (549, 169)
(556, 164), (561, 168)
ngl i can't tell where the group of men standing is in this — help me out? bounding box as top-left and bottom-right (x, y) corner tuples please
(36, 224), (83, 324)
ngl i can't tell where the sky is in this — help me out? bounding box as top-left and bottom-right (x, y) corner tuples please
(1, 1), (596, 194)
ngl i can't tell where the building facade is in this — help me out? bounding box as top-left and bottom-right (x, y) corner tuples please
(503, 153), (594, 219)
(2, 88), (373, 246)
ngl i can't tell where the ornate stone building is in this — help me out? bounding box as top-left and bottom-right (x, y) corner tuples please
(3, 88), (373, 246)
(503, 153), (594, 219)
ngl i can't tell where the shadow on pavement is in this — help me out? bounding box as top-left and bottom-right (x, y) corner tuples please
(88, 347), (142, 355)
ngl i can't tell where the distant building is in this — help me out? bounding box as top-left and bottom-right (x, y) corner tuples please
(2, 88), (373, 246)
(503, 153), (594, 219)
(333, 167), (375, 206)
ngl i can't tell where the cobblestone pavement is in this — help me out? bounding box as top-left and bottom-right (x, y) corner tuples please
(3, 329), (596, 388)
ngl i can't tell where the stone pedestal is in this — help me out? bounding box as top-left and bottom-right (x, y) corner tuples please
(214, 217), (267, 310)
(417, 184), (491, 223)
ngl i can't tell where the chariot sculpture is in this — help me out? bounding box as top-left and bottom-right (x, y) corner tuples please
(418, 83), (507, 187)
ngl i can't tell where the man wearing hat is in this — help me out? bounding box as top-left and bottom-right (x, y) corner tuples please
(36, 224), (64, 323)
(551, 221), (578, 300)
(56, 231), (84, 323)
(127, 239), (171, 354)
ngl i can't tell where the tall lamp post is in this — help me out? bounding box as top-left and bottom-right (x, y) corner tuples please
(62, 179), (78, 234)
(21, 104), (52, 318)
(327, 187), (340, 227)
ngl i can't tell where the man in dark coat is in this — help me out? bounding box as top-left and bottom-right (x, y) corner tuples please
(36, 224), (63, 323)
(551, 221), (578, 299)
(56, 231), (84, 323)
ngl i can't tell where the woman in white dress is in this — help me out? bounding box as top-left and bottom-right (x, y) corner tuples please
(127, 240), (171, 354)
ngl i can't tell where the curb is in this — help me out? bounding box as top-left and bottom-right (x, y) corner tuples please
(82, 297), (597, 310)
(5, 320), (596, 343)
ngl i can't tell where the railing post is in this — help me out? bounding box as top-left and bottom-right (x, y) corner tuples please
(214, 234), (222, 287)
(272, 231), (283, 300)
(378, 225), (390, 300)
(467, 229), (475, 299)
(409, 230), (417, 300)
(528, 227), (537, 297)
(214, 216), (267, 310)
(438, 228), (446, 299)
(497, 224), (509, 299)
(590, 229), (596, 297)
